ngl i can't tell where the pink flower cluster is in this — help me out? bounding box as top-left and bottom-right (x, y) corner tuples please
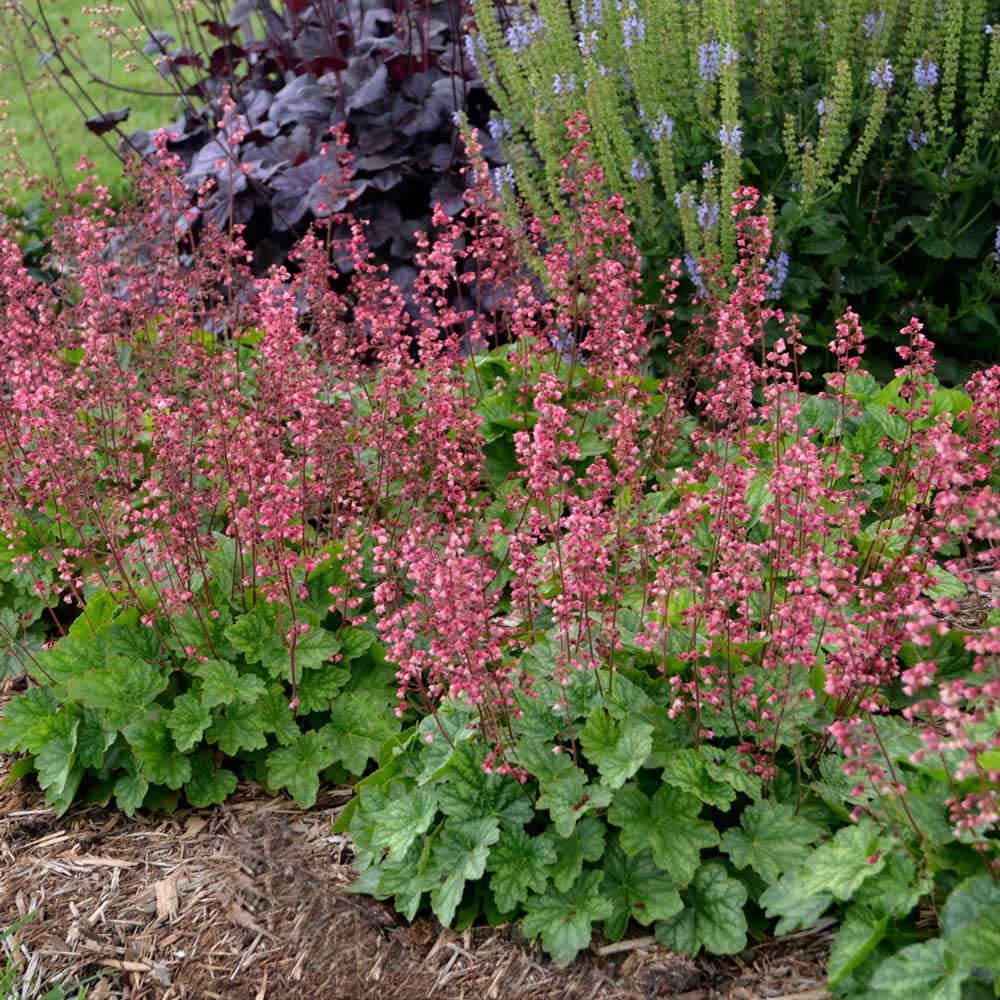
(0, 117), (996, 842)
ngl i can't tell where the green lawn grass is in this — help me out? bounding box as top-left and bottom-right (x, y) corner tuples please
(0, 1), (200, 208)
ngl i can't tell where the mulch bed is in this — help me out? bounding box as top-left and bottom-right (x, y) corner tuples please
(1, 679), (832, 1000)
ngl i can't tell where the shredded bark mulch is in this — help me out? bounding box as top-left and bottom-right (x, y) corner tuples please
(1, 681), (832, 1000)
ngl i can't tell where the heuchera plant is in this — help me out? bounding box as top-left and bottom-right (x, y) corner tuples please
(113, 0), (503, 285)
(0, 115), (997, 991)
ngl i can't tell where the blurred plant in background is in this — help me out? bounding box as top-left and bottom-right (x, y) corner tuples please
(469, 0), (1000, 376)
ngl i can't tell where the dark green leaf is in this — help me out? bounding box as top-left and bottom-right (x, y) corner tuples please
(488, 827), (557, 914)
(578, 709), (653, 789)
(294, 663), (350, 713)
(437, 741), (534, 830)
(0, 686), (58, 752)
(257, 687), (301, 746)
(125, 719), (192, 789)
(759, 821), (891, 933)
(185, 754), (238, 808)
(321, 691), (398, 775)
(720, 800), (821, 885)
(655, 862), (748, 956)
(114, 772), (148, 816)
(34, 712), (79, 799)
(827, 910), (890, 987)
(602, 845), (683, 942)
(206, 701), (267, 756)
(946, 906), (1000, 981)
(195, 659), (267, 707)
(427, 816), (501, 926)
(66, 655), (168, 728)
(265, 731), (336, 808)
(167, 692), (213, 752)
(225, 610), (287, 677)
(543, 815), (606, 894)
(941, 876), (1000, 939)
(519, 740), (612, 837)
(522, 869), (612, 967)
(661, 748), (737, 809)
(76, 709), (117, 769)
(360, 780), (438, 861)
(608, 784), (719, 885)
(869, 940), (963, 1000)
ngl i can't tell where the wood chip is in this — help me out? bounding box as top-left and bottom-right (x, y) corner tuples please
(154, 876), (179, 922)
(60, 854), (139, 869)
(596, 935), (656, 956)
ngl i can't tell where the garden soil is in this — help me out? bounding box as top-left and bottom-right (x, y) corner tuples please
(0, 680), (831, 1000)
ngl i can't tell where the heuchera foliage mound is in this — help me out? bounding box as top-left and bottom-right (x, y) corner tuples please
(119, 0), (499, 284)
(0, 115), (997, 990)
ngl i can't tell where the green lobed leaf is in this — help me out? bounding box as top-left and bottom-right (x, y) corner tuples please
(655, 862), (748, 956)
(608, 784), (719, 886)
(34, 711), (79, 800)
(759, 821), (891, 934)
(185, 754), (239, 808)
(292, 627), (342, 672)
(114, 773), (149, 816)
(294, 663), (351, 713)
(368, 844), (438, 921)
(66, 655), (168, 728)
(487, 827), (558, 915)
(360, 780), (438, 861)
(660, 748), (737, 810)
(869, 940), (964, 1000)
(322, 691), (400, 775)
(206, 701), (268, 756)
(518, 740), (612, 837)
(124, 719), (193, 789)
(946, 905), (1000, 982)
(168, 605), (234, 663)
(33, 634), (104, 688)
(0, 686), (58, 752)
(68, 589), (116, 638)
(411, 700), (477, 785)
(522, 869), (613, 967)
(427, 816), (502, 927)
(853, 852), (929, 920)
(940, 876), (1000, 940)
(578, 708), (653, 790)
(257, 687), (301, 746)
(721, 800), (822, 885)
(601, 845), (684, 942)
(543, 815), (606, 892)
(340, 626), (377, 662)
(437, 741), (534, 830)
(225, 610), (288, 677)
(827, 910), (890, 988)
(702, 747), (763, 801)
(194, 659), (267, 708)
(265, 731), (336, 808)
(76, 709), (117, 769)
(167, 692), (213, 752)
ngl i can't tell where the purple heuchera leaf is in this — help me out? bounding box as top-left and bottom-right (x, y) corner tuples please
(346, 64), (389, 113)
(269, 76), (338, 126)
(86, 107), (131, 136)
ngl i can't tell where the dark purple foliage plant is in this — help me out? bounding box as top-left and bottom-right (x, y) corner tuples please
(120, 0), (502, 282)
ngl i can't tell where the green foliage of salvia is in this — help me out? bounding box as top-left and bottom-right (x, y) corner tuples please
(472, 0), (1000, 368)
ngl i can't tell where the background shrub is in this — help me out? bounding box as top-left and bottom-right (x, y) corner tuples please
(471, 0), (1000, 376)
(115, 0), (504, 289)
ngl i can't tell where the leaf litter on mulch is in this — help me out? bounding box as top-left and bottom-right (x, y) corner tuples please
(1, 680), (832, 1000)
